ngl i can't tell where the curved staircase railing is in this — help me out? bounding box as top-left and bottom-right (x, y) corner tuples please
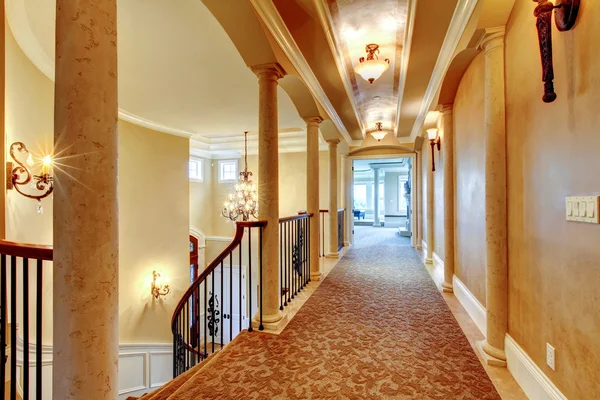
(171, 221), (267, 377)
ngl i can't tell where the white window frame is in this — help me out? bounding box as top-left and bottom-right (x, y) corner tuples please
(218, 159), (238, 183)
(189, 158), (204, 182)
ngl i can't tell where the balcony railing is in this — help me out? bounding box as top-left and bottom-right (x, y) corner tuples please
(279, 214), (311, 310)
(0, 240), (52, 400)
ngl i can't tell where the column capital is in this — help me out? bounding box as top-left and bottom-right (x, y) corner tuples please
(326, 139), (340, 148)
(251, 62), (286, 81)
(477, 26), (505, 53)
(303, 116), (323, 126)
(440, 103), (453, 115)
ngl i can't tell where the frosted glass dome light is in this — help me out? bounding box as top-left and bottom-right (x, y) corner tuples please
(354, 44), (390, 84)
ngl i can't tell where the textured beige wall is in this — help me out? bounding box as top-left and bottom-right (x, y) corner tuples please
(505, 0), (600, 397)
(421, 141), (429, 242)
(118, 121), (189, 343)
(5, 25), (53, 245)
(189, 155), (213, 236)
(453, 51), (486, 306)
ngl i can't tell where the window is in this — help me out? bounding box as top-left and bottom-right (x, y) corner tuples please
(398, 176), (409, 214)
(189, 159), (204, 181)
(353, 184), (367, 209)
(218, 160), (238, 182)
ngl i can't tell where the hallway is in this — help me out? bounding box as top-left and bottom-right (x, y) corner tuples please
(141, 227), (500, 399)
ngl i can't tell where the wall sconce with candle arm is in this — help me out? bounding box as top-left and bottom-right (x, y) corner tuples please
(427, 128), (440, 172)
(151, 270), (170, 300)
(533, 0), (580, 103)
(6, 142), (54, 214)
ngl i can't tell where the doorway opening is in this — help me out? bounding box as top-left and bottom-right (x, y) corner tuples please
(351, 157), (413, 240)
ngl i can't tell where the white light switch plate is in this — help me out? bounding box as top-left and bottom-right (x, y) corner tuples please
(566, 196), (600, 223)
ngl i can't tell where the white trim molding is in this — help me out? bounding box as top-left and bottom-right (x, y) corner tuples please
(505, 335), (568, 400)
(249, 0), (353, 145)
(432, 252), (444, 272)
(394, 0), (417, 138)
(408, 0), (479, 142)
(452, 275), (486, 336)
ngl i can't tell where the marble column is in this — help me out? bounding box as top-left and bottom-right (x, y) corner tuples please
(252, 63), (285, 329)
(53, 1), (119, 398)
(426, 146), (434, 264)
(305, 116), (322, 281)
(326, 139), (340, 258)
(343, 154), (353, 246)
(372, 167), (381, 227)
(477, 27), (508, 367)
(442, 105), (454, 293)
(416, 150), (422, 250)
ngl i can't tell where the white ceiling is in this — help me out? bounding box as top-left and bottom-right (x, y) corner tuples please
(8, 0), (305, 138)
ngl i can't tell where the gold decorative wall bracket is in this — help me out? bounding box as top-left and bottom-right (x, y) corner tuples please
(6, 142), (54, 211)
(533, 0), (580, 103)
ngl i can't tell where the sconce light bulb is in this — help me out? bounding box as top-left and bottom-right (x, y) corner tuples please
(42, 155), (52, 166)
(427, 128), (438, 141)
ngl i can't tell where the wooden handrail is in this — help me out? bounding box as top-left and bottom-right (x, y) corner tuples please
(0, 240), (53, 261)
(318, 209), (346, 213)
(171, 220), (267, 332)
(279, 213), (313, 223)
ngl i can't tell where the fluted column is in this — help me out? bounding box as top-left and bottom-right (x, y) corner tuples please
(305, 116), (322, 281)
(53, 1), (118, 398)
(442, 105), (454, 293)
(477, 27), (508, 367)
(252, 63), (285, 328)
(416, 150), (422, 250)
(426, 147), (434, 264)
(373, 167), (381, 227)
(343, 154), (353, 246)
(326, 139), (340, 258)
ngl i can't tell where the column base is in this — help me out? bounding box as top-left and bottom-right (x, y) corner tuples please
(373, 222), (382, 227)
(310, 271), (322, 281)
(425, 257), (433, 264)
(476, 340), (507, 367)
(442, 282), (454, 293)
(325, 252), (339, 259)
(343, 241), (350, 246)
(252, 310), (288, 332)
(416, 244), (422, 250)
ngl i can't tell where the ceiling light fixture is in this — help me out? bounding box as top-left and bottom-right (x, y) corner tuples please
(221, 131), (258, 222)
(371, 122), (388, 142)
(354, 44), (390, 84)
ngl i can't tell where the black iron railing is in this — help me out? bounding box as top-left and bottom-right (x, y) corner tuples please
(279, 214), (311, 310)
(319, 210), (327, 257)
(171, 221), (267, 377)
(337, 208), (345, 251)
(0, 240), (52, 400)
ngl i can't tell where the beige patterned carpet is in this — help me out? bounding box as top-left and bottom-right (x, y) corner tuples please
(136, 227), (500, 399)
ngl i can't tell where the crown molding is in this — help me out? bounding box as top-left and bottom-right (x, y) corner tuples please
(408, 0), (479, 142)
(119, 111), (195, 138)
(394, 0), (417, 137)
(249, 0), (353, 145)
(313, 0), (366, 138)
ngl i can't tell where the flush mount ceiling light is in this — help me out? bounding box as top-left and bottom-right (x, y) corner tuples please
(354, 44), (390, 84)
(371, 122), (388, 142)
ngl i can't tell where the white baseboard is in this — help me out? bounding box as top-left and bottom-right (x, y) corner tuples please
(421, 240), (429, 263)
(432, 252), (444, 271)
(452, 275), (487, 336)
(505, 335), (567, 400)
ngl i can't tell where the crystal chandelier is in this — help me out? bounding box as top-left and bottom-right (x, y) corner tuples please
(354, 44), (390, 84)
(371, 122), (388, 142)
(221, 131), (259, 222)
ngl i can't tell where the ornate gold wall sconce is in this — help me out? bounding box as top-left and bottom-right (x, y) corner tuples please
(151, 270), (170, 300)
(427, 128), (440, 172)
(533, 0), (580, 103)
(6, 142), (54, 214)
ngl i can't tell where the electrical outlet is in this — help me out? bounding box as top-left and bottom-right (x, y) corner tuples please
(546, 343), (556, 371)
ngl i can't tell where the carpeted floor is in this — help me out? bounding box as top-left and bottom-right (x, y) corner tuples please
(139, 227), (500, 399)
